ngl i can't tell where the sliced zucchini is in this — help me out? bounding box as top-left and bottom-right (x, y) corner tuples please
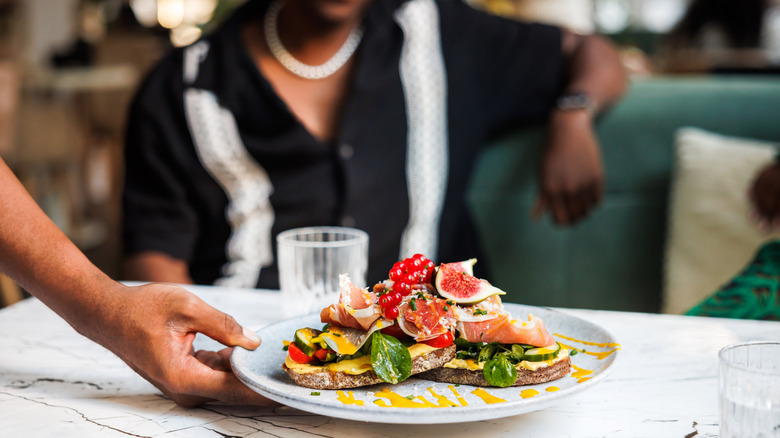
(293, 328), (321, 356)
(523, 343), (561, 362)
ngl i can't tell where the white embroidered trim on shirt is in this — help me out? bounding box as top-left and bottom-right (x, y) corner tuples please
(394, 0), (449, 261)
(182, 44), (275, 287)
(183, 41), (210, 85)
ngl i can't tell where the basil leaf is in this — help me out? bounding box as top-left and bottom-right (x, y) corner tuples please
(370, 332), (412, 384)
(483, 354), (517, 387)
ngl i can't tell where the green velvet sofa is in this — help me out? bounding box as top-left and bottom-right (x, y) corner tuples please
(467, 76), (780, 312)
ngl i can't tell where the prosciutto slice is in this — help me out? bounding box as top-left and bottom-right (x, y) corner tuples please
(453, 295), (506, 322)
(457, 313), (556, 347)
(320, 274), (382, 330)
(397, 294), (456, 341)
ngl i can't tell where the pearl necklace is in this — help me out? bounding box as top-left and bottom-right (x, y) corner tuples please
(264, 0), (363, 80)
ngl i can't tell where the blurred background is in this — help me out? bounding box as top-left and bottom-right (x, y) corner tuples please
(1, 0), (779, 309)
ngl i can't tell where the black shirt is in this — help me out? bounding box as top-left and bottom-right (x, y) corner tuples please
(122, 0), (563, 288)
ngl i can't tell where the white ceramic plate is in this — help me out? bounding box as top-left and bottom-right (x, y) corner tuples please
(231, 303), (620, 424)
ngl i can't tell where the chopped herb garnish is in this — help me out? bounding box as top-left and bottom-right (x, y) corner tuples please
(283, 344), (289, 351)
(446, 300), (454, 306)
(311, 392), (320, 396)
(570, 349), (579, 356)
(443, 306), (449, 311)
(405, 395), (415, 400)
(410, 299), (417, 311)
(333, 333), (342, 337)
(473, 309), (488, 316)
(455, 384), (460, 387)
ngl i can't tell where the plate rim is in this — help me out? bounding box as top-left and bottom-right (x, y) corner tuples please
(230, 303), (620, 424)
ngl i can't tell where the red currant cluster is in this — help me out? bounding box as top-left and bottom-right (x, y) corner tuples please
(378, 254), (435, 320)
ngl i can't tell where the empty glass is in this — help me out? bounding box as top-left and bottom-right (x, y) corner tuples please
(719, 341), (780, 438)
(276, 227), (368, 316)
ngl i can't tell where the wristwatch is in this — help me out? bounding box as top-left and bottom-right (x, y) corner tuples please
(555, 92), (596, 114)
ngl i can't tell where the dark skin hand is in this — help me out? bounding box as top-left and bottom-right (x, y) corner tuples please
(533, 31), (627, 226)
(749, 161), (780, 231)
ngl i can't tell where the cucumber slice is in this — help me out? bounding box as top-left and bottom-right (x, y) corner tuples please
(523, 343), (561, 362)
(293, 328), (321, 356)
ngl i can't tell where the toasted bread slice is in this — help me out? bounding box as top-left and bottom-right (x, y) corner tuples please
(283, 344), (456, 390)
(419, 355), (571, 387)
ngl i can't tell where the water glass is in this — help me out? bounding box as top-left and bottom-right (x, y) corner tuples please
(719, 341), (780, 438)
(277, 227), (368, 315)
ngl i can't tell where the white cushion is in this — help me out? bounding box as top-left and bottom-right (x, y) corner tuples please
(663, 128), (780, 314)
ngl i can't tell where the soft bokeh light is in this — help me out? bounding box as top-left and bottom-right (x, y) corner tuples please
(170, 24), (203, 47)
(183, 0), (219, 25)
(129, 0), (219, 45)
(593, 0), (631, 34)
(639, 0), (686, 33)
(157, 0), (185, 29)
(129, 0), (158, 27)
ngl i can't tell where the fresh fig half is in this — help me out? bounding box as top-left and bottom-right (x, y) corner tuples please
(433, 260), (505, 304)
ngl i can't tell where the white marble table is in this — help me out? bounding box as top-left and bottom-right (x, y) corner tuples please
(2, 284), (780, 437)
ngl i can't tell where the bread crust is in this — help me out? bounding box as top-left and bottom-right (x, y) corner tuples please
(419, 356), (571, 387)
(283, 344), (457, 390)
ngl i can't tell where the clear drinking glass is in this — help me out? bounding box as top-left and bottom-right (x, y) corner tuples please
(276, 227), (369, 315)
(719, 341), (780, 438)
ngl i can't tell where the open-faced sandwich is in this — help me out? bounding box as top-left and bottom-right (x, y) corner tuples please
(282, 255), (570, 390)
(283, 254), (458, 389)
(419, 259), (571, 387)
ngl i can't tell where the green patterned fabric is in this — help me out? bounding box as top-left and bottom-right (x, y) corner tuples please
(686, 241), (780, 320)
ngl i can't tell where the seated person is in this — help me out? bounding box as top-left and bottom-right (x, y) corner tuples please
(122, 0), (626, 288)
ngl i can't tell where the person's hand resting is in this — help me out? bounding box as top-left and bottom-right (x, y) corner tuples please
(749, 161), (780, 231)
(84, 282), (274, 407)
(533, 110), (604, 226)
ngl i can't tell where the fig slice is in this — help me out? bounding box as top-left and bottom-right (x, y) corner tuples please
(433, 261), (506, 304)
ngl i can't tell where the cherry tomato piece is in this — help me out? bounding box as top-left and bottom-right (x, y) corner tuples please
(423, 331), (455, 348)
(288, 342), (316, 364)
(314, 348), (335, 361)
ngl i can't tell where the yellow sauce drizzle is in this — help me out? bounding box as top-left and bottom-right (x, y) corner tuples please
(558, 342), (619, 360)
(426, 388), (460, 407)
(373, 388), (440, 408)
(554, 333), (621, 349)
(546, 386), (560, 392)
(336, 391), (364, 406)
(519, 389), (539, 399)
(471, 388), (506, 404)
(571, 364), (594, 383)
(448, 385), (468, 407)
(282, 340), (290, 347)
(369, 387), (467, 408)
(553, 333), (621, 360)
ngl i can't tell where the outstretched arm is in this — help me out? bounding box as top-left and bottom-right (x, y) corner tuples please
(534, 31), (628, 225)
(0, 157), (271, 407)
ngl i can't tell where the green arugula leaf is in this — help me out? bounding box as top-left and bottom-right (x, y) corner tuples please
(483, 354), (517, 387)
(370, 332), (412, 384)
(478, 343), (498, 362)
(454, 337), (473, 350)
(510, 344), (525, 363)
